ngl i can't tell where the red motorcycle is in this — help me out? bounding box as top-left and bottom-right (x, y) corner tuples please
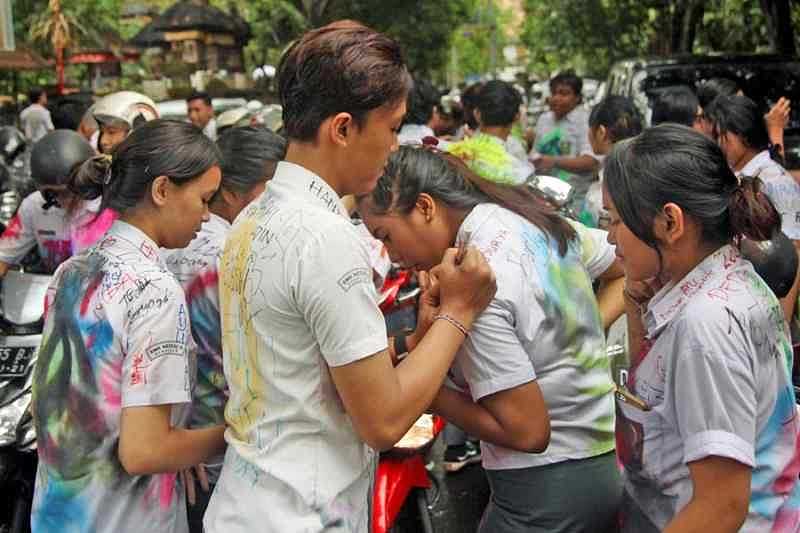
(374, 268), (442, 533)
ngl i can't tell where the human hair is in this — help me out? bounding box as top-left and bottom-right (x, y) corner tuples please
(28, 88), (45, 104)
(359, 146), (576, 256)
(69, 119), (220, 213)
(549, 71), (582, 98)
(277, 20), (411, 142)
(216, 126), (286, 197)
(651, 86), (699, 127)
(697, 77), (741, 109)
(604, 124), (779, 264)
(704, 95), (770, 152)
(460, 82), (484, 130)
(588, 96), (643, 143)
(405, 78), (440, 126)
(476, 80), (522, 127)
(187, 91), (212, 107)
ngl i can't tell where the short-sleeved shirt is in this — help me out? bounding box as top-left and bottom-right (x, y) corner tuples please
(448, 132), (534, 186)
(0, 192), (115, 272)
(738, 150), (800, 240)
(616, 245), (800, 532)
(163, 213), (230, 481)
(446, 204), (616, 470)
(31, 220), (196, 533)
(204, 162), (388, 533)
(20, 103), (54, 142)
(532, 107), (598, 203)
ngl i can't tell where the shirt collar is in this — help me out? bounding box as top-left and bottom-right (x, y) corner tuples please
(738, 150), (772, 177)
(208, 212), (231, 230)
(271, 161), (349, 218)
(106, 220), (165, 266)
(643, 244), (741, 336)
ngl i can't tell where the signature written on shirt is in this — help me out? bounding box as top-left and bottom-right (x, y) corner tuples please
(127, 288), (171, 323)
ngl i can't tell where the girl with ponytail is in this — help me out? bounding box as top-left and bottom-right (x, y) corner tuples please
(357, 145), (625, 532)
(31, 119), (225, 533)
(603, 123), (800, 532)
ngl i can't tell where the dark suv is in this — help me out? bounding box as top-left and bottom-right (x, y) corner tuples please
(606, 54), (800, 169)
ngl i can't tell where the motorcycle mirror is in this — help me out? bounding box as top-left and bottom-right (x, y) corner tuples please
(527, 175), (573, 208)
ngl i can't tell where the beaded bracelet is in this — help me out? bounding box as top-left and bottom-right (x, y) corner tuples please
(433, 314), (469, 337)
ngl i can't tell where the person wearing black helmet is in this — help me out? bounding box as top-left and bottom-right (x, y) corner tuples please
(0, 129), (114, 277)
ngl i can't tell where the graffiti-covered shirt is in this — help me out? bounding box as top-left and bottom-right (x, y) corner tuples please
(447, 204), (616, 470)
(163, 213), (229, 482)
(617, 245), (800, 532)
(204, 162), (387, 533)
(738, 150), (800, 240)
(31, 220), (195, 533)
(0, 191), (116, 273)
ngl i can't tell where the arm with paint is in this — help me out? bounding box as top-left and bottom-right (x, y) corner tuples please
(0, 194), (40, 276)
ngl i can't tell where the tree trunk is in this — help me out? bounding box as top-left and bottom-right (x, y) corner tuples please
(759, 0), (797, 55)
(56, 45), (64, 94)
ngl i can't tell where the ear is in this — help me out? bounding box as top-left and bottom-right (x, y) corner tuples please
(327, 112), (354, 147)
(657, 202), (686, 245)
(415, 193), (436, 222)
(474, 109), (483, 126)
(150, 175), (171, 208)
(597, 125), (610, 143)
(219, 187), (240, 208)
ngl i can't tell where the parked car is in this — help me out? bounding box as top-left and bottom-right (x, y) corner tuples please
(606, 54), (800, 169)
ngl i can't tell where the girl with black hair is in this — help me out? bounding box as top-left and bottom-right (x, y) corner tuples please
(580, 95), (644, 228)
(358, 145), (624, 533)
(31, 119), (226, 533)
(161, 126), (286, 532)
(705, 95), (800, 319)
(604, 124), (800, 532)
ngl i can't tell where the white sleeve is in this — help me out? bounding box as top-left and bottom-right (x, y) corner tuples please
(568, 219), (615, 280)
(295, 222), (388, 367)
(575, 115), (599, 160)
(0, 194), (38, 264)
(121, 276), (194, 408)
(460, 298), (536, 401)
(671, 310), (758, 468)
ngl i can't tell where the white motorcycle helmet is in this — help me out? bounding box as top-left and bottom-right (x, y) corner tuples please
(92, 91), (159, 130)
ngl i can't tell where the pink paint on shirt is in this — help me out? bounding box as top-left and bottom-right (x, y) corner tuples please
(72, 208), (116, 253)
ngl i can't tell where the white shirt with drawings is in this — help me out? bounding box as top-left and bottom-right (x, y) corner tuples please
(447, 203), (617, 470)
(738, 149), (800, 240)
(204, 161), (388, 533)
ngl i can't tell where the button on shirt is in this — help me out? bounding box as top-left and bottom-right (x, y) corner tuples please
(204, 162), (388, 533)
(20, 103), (54, 142)
(0, 192), (115, 273)
(163, 213), (230, 482)
(32, 220), (195, 533)
(447, 204), (616, 470)
(738, 150), (800, 240)
(616, 245), (800, 532)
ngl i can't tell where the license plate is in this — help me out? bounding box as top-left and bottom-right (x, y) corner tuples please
(0, 346), (36, 377)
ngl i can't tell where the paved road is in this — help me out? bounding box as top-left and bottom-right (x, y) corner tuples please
(393, 439), (490, 533)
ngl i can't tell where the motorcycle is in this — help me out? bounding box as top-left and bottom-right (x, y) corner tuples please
(0, 269), (49, 533)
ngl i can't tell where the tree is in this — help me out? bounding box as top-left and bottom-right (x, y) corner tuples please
(29, 0), (82, 93)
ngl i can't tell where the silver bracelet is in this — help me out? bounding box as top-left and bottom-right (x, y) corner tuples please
(433, 314), (469, 337)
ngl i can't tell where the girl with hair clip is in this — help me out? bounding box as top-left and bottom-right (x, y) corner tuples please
(604, 124), (800, 533)
(30, 119), (226, 533)
(357, 145), (625, 533)
(581, 95), (644, 228)
(162, 126), (286, 532)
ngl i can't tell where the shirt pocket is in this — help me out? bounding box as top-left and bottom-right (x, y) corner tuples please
(616, 397), (666, 483)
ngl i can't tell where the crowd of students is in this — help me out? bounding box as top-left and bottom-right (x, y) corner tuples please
(2, 17), (799, 533)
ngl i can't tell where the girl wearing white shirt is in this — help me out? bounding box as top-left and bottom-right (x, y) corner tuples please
(31, 120), (226, 533)
(604, 124), (800, 532)
(357, 146), (624, 532)
(162, 126), (286, 532)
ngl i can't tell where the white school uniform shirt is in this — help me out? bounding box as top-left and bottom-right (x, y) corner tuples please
(20, 103), (54, 142)
(0, 192), (110, 272)
(616, 245), (800, 532)
(204, 162), (388, 533)
(447, 204), (617, 470)
(162, 213), (231, 482)
(738, 150), (800, 240)
(31, 220), (195, 533)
